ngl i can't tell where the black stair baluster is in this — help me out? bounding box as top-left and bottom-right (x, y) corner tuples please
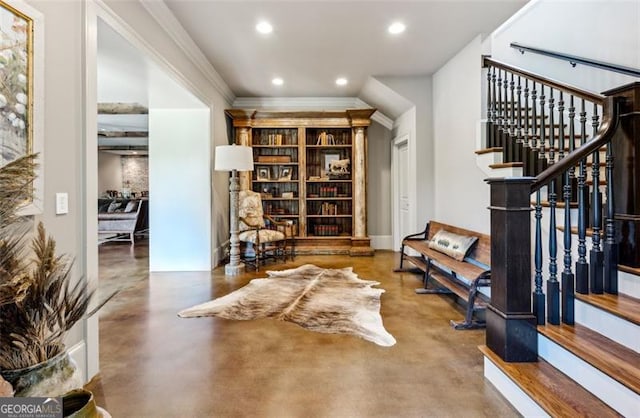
(491, 67), (502, 147)
(534, 190), (545, 325)
(576, 99), (589, 294)
(548, 87), (556, 166)
(487, 66), (494, 148)
(497, 69), (504, 151)
(568, 95), (578, 201)
(538, 85), (547, 173)
(530, 82), (539, 175)
(503, 70), (511, 162)
(590, 104), (604, 294)
(510, 73), (518, 162)
(557, 91), (566, 201)
(562, 92), (575, 325)
(604, 140), (618, 294)
(524, 79), (532, 176)
(547, 172), (560, 325)
(516, 75), (523, 163)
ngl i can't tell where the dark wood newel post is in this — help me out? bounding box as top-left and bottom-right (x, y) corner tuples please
(605, 82), (640, 269)
(486, 177), (538, 362)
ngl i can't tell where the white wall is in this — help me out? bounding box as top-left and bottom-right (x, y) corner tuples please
(367, 121), (392, 237)
(97, 151), (122, 194)
(491, 0), (640, 94)
(378, 76), (434, 233)
(149, 108), (210, 271)
(433, 35), (490, 234)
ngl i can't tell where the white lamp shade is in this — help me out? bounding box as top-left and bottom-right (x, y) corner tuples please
(214, 145), (254, 171)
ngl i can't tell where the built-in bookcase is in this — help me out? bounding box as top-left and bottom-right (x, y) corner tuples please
(225, 109), (375, 255)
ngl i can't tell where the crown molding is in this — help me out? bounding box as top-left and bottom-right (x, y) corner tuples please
(140, 0), (235, 103)
(355, 98), (393, 129)
(233, 97), (393, 130)
(233, 97), (359, 109)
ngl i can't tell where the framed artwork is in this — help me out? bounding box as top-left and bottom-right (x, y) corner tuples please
(323, 152), (341, 175)
(0, 0), (43, 214)
(256, 166), (270, 181)
(278, 166), (292, 181)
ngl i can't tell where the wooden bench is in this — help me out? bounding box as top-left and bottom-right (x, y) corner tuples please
(395, 221), (491, 329)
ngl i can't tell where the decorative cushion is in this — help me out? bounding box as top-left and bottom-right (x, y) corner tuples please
(107, 201), (122, 213)
(238, 190), (265, 231)
(239, 229), (285, 244)
(428, 229), (478, 261)
(124, 200), (139, 213)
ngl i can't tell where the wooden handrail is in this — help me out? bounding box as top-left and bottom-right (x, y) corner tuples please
(530, 96), (620, 192)
(483, 57), (605, 104)
(511, 43), (640, 78)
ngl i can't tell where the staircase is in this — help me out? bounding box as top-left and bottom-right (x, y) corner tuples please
(476, 58), (640, 416)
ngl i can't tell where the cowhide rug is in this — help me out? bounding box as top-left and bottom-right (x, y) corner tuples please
(178, 264), (396, 347)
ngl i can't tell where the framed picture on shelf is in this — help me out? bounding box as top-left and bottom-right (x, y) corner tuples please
(322, 152), (341, 176)
(256, 166), (270, 181)
(278, 167), (292, 181)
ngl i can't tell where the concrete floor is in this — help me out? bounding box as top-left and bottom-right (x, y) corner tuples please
(89, 241), (518, 417)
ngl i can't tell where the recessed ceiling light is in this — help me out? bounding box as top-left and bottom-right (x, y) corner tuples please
(335, 78), (348, 86)
(256, 21), (273, 34)
(272, 77), (283, 86)
(388, 22), (406, 35)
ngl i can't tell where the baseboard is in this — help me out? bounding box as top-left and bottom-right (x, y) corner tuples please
(213, 239), (229, 268)
(370, 235), (393, 250)
(68, 341), (87, 384)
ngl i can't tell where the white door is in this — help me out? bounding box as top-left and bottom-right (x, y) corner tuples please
(392, 134), (412, 250)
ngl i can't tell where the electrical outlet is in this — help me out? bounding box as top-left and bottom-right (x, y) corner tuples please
(55, 193), (68, 215)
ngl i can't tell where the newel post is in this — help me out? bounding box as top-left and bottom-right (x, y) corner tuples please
(486, 177), (538, 362)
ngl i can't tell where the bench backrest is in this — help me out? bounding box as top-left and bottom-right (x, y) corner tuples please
(427, 221), (491, 266)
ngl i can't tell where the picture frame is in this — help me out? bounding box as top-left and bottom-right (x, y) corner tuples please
(256, 166), (270, 181)
(0, 0), (44, 215)
(278, 166), (292, 181)
(323, 152), (341, 175)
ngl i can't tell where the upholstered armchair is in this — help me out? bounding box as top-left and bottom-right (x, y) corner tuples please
(238, 190), (294, 270)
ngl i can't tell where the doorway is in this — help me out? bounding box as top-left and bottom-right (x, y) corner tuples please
(392, 134), (412, 250)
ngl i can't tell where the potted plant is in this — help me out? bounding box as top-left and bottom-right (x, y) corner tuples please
(0, 154), (93, 397)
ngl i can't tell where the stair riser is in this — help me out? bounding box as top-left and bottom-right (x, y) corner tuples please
(575, 299), (640, 353)
(619, 270), (640, 300)
(483, 358), (550, 418)
(538, 334), (639, 417)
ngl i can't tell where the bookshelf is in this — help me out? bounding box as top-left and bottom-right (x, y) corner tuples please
(225, 109), (376, 255)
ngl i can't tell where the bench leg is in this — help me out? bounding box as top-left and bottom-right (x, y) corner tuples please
(450, 280), (486, 330)
(393, 244), (410, 272)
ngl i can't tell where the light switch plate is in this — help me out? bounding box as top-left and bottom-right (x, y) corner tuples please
(55, 193), (68, 215)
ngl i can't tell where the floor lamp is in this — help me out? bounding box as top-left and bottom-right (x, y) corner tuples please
(215, 144), (254, 275)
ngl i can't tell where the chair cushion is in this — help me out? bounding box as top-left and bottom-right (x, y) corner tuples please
(239, 229), (285, 244)
(124, 200), (139, 213)
(107, 201), (122, 213)
(238, 190), (265, 230)
(428, 229), (478, 261)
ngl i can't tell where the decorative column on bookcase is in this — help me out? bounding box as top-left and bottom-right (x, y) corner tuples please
(348, 109), (375, 256)
(485, 177), (537, 362)
(236, 127), (252, 191)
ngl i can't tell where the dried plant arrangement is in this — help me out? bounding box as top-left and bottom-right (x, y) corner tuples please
(0, 154), (93, 370)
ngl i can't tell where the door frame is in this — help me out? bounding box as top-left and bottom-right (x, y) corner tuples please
(391, 133), (410, 251)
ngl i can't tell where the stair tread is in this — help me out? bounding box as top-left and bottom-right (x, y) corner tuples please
(479, 345), (620, 417)
(475, 147), (502, 155)
(489, 162), (523, 169)
(619, 264), (640, 276)
(538, 323), (640, 395)
(532, 200), (579, 208)
(575, 292), (640, 326)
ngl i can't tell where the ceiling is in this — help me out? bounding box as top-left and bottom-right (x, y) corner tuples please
(163, 0), (528, 98)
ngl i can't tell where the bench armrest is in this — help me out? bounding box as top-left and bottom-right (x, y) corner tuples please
(401, 222), (430, 241)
